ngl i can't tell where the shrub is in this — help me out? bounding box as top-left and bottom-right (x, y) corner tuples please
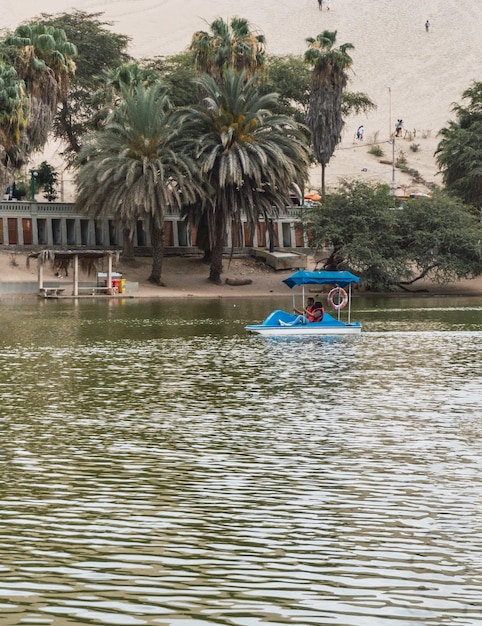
(368, 144), (384, 157)
(396, 150), (408, 169)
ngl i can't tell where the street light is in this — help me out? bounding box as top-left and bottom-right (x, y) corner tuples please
(29, 169), (38, 202)
(386, 86), (396, 196)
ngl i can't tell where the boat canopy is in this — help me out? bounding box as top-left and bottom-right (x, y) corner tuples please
(282, 270), (360, 289)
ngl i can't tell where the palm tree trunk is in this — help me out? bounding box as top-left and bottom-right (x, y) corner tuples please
(321, 162), (326, 199)
(209, 209), (225, 284)
(147, 221), (165, 285)
(122, 228), (135, 261)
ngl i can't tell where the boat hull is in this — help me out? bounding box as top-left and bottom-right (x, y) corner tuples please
(245, 310), (362, 336)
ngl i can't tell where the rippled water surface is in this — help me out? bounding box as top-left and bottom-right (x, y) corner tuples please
(1, 296), (481, 625)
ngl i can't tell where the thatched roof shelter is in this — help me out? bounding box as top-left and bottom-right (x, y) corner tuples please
(28, 249), (120, 296)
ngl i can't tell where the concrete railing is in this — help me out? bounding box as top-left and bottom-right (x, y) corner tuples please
(0, 201), (310, 250)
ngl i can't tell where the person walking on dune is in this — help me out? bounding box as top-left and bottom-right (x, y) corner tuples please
(318, 0), (323, 10)
(326, 0), (331, 10)
(425, 20), (430, 32)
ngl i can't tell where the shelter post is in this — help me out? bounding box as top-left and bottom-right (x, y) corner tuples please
(72, 254), (79, 296)
(38, 261), (44, 290)
(107, 256), (113, 294)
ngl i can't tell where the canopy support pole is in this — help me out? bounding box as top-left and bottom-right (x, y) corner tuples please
(347, 283), (352, 324)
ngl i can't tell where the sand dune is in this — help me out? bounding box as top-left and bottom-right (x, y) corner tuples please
(2, 0), (481, 195)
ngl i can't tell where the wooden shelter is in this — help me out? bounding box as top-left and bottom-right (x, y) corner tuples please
(28, 249), (120, 297)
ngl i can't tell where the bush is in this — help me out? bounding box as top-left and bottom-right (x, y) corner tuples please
(396, 150), (408, 169)
(368, 144), (384, 157)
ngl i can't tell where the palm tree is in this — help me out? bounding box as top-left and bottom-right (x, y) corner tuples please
(435, 81), (482, 208)
(178, 70), (310, 284)
(89, 61), (166, 261)
(95, 61), (161, 109)
(74, 83), (200, 285)
(189, 17), (267, 260)
(190, 16), (266, 81)
(304, 30), (354, 197)
(0, 61), (28, 188)
(5, 23), (76, 161)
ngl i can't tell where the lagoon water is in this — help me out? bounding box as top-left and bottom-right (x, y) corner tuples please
(1, 295), (481, 626)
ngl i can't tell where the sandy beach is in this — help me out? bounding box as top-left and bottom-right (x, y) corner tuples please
(1, 250), (481, 299)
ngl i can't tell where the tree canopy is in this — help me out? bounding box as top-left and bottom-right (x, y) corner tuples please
(436, 81), (482, 208)
(0, 20), (77, 187)
(33, 11), (131, 162)
(308, 180), (482, 291)
(178, 70), (310, 283)
(190, 16), (266, 81)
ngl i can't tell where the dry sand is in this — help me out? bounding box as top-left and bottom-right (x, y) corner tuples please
(2, 251), (481, 299)
(2, 0), (481, 199)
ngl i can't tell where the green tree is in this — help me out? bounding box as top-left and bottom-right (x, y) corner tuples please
(146, 53), (198, 107)
(436, 81), (482, 208)
(36, 160), (58, 201)
(396, 192), (482, 288)
(74, 83), (200, 285)
(308, 180), (482, 290)
(0, 61), (27, 149)
(4, 23), (76, 160)
(88, 61), (168, 260)
(33, 11), (131, 162)
(341, 91), (375, 117)
(0, 60), (28, 188)
(188, 17), (269, 265)
(262, 54), (374, 126)
(92, 60), (162, 129)
(190, 16), (266, 81)
(304, 30), (354, 196)
(261, 55), (311, 124)
(179, 70), (310, 284)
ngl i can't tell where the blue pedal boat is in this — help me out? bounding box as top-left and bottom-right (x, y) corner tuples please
(245, 270), (362, 336)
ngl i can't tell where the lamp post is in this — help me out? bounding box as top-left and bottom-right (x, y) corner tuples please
(386, 86), (396, 196)
(29, 169), (38, 202)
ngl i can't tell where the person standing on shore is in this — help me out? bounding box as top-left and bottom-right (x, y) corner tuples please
(318, 0), (323, 10)
(326, 0), (331, 10)
(425, 20), (430, 32)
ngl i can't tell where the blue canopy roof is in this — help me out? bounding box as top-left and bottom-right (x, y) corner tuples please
(283, 270), (360, 289)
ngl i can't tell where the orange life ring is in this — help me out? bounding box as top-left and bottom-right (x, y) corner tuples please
(327, 287), (348, 310)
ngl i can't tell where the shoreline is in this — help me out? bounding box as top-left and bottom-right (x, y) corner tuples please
(0, 251), (481, 300)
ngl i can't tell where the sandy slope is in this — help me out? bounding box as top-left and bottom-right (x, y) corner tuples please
(2, 0), (481, 198)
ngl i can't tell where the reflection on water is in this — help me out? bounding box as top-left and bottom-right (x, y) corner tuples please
(0, 297), (481, 625)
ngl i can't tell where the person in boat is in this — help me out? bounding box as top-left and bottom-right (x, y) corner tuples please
(293, 297), (315, 318)
(280, 300), (324, 325)
(311, 301), (324, 322)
